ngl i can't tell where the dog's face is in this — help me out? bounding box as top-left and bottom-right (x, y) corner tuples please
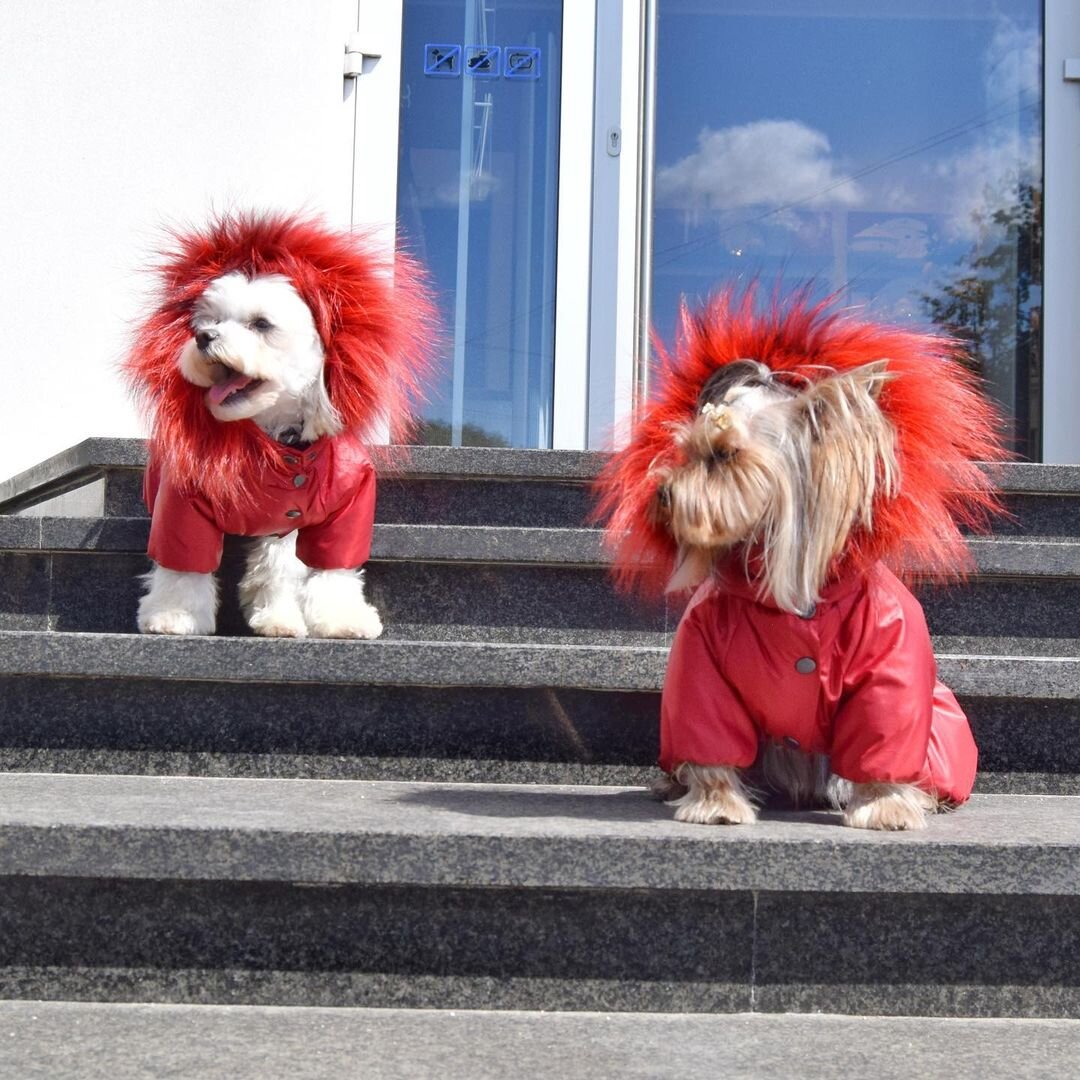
(650, 360), (797, 550)
(650, 359), (897, 610)
(178, 272), (326, 424)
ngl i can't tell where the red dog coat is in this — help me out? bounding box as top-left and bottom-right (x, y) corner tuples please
(661, 560), (978, 803)
(144, 431), (375, 574)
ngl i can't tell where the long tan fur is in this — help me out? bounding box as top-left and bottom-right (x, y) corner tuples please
(654, 361), (898, 615)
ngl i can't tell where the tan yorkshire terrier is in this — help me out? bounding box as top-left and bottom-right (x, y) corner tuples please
(596, 288), (1006, 831)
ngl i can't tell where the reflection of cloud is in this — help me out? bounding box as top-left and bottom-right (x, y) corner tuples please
(871, 16), (1040, 239)
(934, 132), (1039, 242)
(984, 17), (1040, 99)
(851, 217), (929, 259)
(656, 120), (862, 213)
(433, 169), (500, 206)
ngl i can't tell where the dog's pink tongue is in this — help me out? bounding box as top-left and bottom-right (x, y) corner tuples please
(207, 372), (254, 406)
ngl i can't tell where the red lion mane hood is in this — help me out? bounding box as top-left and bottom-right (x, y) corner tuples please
(595, 286), (1009, 597)
(124, 211), (437, 509)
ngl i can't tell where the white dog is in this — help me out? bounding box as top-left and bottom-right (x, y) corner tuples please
(126, 213), (434, 639)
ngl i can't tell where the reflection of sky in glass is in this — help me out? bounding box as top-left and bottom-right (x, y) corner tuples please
(398, 1), (562, 448)
(652, 0), (1042, 455)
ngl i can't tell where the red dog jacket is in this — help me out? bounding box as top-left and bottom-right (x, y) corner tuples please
(144, 431), (376, 574)
(660, 560), (978, 803)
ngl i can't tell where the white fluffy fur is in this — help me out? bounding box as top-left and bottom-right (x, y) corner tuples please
(302, 568), (383, 639)
(139, 273), (382, 639)
(137, 567), (219, 636)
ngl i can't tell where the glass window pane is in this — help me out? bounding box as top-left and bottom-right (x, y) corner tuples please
(398, 0), (563, 448)
(652, 0), (1043, 458)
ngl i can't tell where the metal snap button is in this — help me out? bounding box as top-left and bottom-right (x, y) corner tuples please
(293, 475), (307, 487)
(795, 657), (817, 674)
(285, 509), (302, 519)
(784, 735), (801, 749)
(283, 455), (300, 465)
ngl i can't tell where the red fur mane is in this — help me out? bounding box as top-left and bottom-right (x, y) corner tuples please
(124, 211), (436, 509)
(594, 286), (1008, 597)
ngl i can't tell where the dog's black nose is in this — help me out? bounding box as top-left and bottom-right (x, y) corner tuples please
(195, 330), (216, 351)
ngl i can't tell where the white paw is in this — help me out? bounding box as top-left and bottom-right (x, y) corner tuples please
(306, 602), (383, 640)
(138, 566), (218, 635)
(138, 609), (211, 636)
(248, 602), (309, 638)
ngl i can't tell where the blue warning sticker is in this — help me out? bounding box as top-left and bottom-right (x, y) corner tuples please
(424, 43), (461, 77)
(504, 47), (541, 80)
(464, 45), (501, 78)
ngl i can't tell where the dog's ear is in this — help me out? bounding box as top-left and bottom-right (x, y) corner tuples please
(791, 361), (899, 594)
(300, 374), (344, 441)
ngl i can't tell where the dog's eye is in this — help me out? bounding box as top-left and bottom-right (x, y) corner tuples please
(251, 317), (274, 332)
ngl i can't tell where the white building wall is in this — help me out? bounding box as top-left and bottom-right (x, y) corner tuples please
(0, 0), (361, 479)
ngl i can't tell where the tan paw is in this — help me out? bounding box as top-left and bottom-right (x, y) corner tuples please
(672, 789), (758, 825)
(668, 764), (758, 825)
(843, 782), (935, 831)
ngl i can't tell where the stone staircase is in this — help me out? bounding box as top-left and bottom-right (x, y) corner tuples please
(1, 438), (1078, 1075)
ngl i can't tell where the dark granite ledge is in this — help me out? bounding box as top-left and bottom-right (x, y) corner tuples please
(0, 630), (667, 691)
(0, 518), (610, 564)
(0, 440), (606, 514)
(5, 438), (1080, 514)
(0, 439), (146, 512)
(6, 517), (1080, 580)
(2, 630), (1079, 697)
(1, 774), (1078, 894)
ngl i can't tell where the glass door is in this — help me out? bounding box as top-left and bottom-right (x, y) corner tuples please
(650, 0), (1044, 458)
(396, 0), (564, 448)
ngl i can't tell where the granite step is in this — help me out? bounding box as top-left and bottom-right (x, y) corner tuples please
(5, 439), (1080, 538)
(0, 440), (605, 529)
(4, 518), (1080, 641)
(0, 773), (1078, 1016)
(5, 630), (1079, 697)
(0, 631), (1078, 793)
(3, 1003), (1078, 1080)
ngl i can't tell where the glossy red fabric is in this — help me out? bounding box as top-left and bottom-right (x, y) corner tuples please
(660, 561), (978, 803)
(144, 432), (375, 574)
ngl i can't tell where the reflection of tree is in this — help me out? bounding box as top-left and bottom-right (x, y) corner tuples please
(921, 179), (1042, 458)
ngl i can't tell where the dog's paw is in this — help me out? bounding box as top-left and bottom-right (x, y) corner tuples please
(248, 602), (308, 639)
(843, 782), (935, 831)
(672, 788), (758, 825)
(306, 602), (383, 640)
(668, 764), (758, 825)
(138, 609), (213, 635)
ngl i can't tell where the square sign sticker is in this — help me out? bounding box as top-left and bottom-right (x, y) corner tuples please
(424, 44), (461, 77)
(504, 47), (541, 80)
(464, 45), (501, 77)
